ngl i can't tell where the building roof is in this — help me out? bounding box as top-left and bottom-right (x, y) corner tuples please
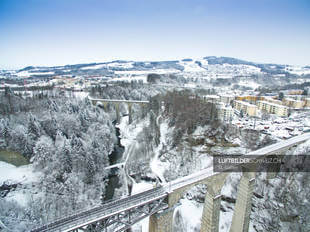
(284, 98), (304, 103)
(234, 100), (257, 107)
(258, 100), (288, 109)
(203, 95), (220, 99)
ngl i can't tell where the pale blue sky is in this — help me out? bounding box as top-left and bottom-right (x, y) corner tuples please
(0, 0), (309, 69)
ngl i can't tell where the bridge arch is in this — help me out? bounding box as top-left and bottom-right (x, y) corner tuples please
(149, 172), (229, 232)
(88, 96), (149, 124)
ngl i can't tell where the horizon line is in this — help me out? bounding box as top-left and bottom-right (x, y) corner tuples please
(2, 55), (308, 71)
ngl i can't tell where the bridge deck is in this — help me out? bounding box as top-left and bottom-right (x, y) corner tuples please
(31, 133), (310, 231)
(169, 132), (310, 191)
(105, 162), (125, 170)
(248, 132), (310, 155)
(88, 97), (150, 104)
(31, 187), (167, 232)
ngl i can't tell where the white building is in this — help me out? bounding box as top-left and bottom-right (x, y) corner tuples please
(217, 104), (234, 121)
(203, 95), (220, 103)
(219, 94), (235, 105)
(257, 100), (289, 117)
(233, 100), (257, 116)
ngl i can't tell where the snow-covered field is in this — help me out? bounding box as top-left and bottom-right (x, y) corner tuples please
(114, 68), (180, 75)
(179, 60), (206, 72)
(285, 65), (310, 75)
(238, 80), (261, 90)
(16, 71), (54, 77)
(80, 64), (107, 70)
(0, 162), (38, 184)
(108, 75), (147, 83)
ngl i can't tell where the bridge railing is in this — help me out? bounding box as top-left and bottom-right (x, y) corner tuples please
(31, 186), (167, 232)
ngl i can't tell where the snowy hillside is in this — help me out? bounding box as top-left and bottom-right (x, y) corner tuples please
(2, 56), (308, 82)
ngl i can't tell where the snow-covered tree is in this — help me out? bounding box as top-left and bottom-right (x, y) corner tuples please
(31, 135), (55, 169)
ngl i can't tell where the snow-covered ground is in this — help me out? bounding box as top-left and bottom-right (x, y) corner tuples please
(285, 65), (310, 75)
(107, 62), (134, 69)
(116, 115), (146, 149)
(114, 68), (180, 76)
(81, 61), (135, 70)
(108, 75), (147, 83)
(232, 111), (310, 140)
(174, 198), (204, 231)
(0, 162), (38, 184)
(0, 162), (40, 207)
(116, 116), (153, 232)
(150, 121), (170, 183)
(71, 91), (89, 99)
(80, 64), (107, 70)
(113, 101), (310, 232)
(238, 80), (261, 90)
(16, 71), (54, 77)
(179, 60), (206, 72)
(130, 182), (154, 232)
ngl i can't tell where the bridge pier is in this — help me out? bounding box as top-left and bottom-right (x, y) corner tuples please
(88, 98), (150, 124)
(91, 100), (97, 106)
(115, 102), (120, 124)
(149, 208), (174, 232)
(128, 103), (133, 124)
(201, 173), (228, 232)
(102, 102), (108, 110)
(141, 103), (146, 118)
(230, 167), (256, 232)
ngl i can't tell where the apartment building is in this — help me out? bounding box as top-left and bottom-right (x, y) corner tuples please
(203, 95), (220, 103)
(219, 94), (235, 105)
(257, 100), (288, 117)
(287, 89), (304, 95)
(235, 95), (264, 103)
(305, 98), (310, 107)
(264, 96), (283, 105)
(283, 98), (305, 109)
(217, 104), (234, 121)
(233, 100), (257, 116)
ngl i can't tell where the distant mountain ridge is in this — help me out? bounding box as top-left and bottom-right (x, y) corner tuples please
(3, 56), (309, 78)
(18, 56), (279, 72)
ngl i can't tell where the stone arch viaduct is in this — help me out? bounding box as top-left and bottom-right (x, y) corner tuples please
(88, 96), (149, 124)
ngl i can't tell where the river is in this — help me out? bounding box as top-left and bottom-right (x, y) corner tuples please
(0, 150), (29, 167)
(104, 121), (125, 201)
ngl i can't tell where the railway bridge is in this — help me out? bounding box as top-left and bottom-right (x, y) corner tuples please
(88, 97), (149, 124)
(31, 133), (310, 232)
